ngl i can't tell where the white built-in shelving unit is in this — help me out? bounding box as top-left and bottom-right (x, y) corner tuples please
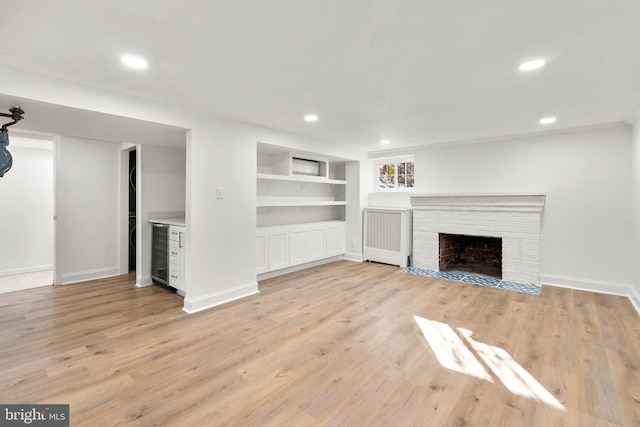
(257, 143), (349, 276)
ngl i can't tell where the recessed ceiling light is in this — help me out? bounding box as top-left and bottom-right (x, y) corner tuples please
(304, 114), (318, 123)
(121, 55), (148, 69)
(519, 59), (546, 71)
(539, 116), (557, 124)
(380, 139), (391, 145)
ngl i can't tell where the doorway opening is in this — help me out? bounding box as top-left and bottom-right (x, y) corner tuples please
(0, 133), (55, 294)
(128, 149), (137, 272)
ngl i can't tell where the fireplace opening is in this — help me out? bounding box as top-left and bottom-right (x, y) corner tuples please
(439, 233), (502, 278)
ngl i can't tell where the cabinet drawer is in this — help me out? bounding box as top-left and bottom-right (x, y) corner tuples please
(169, 263), (183, 290)
(169, 226), (184, 242)
(169, 241), (182, 263)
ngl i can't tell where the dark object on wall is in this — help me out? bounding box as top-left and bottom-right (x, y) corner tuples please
(0, 107), (25, 177)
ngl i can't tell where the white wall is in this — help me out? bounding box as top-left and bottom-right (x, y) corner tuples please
(345, 160), (364, 260)
(0, 65), (365, 313)
(137, 144), (186, 285)
(56, 136), (120, 284)
(184, 121), (367, 313)
(0, 138), (53, 275)
(631, 121), (640, 308)
(369, 125), (633, 292)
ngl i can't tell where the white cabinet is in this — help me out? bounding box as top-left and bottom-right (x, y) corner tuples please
(256, 142), (352, 277)
(168, 225), (185, 292)
(308, 223), (327, 262)
(267, 227), (290, 271)
(326, 222), (346, 257)
(256, 229), (269, 274)
(257, 221), (345, 275)
(289, 225), (310, 266)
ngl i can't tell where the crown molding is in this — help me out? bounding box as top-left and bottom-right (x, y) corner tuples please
(367, 121), (629, 157)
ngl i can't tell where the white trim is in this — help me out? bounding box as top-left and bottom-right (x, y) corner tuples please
(541, 274), (630, 296)
(136, 274), (152, 287)
(53, 133), (62, 286)
(368, 122), (628, 156)
(257, 256), (344, 281)
(60, 266), (120, 285)
(542, 274), (640, 317)
(629, 287), (640, 315)
(0, 265), (53, 277)
(182, 281), (259, 314)
(343, 252), (363, 262)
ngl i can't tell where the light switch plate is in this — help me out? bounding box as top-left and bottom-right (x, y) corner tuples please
(216, 187), (223, 199)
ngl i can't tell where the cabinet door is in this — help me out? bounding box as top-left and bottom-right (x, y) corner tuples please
(256, 229), (269, 274)
(289, 225), (310, 266)
(308, 224), (326, 261)
(326, 222), (346, 257)
(267, 228), (290, 271)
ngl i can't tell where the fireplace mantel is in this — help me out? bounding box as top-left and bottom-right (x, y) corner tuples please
(410, 193), (546, 212)
(410, 193), (546, 285)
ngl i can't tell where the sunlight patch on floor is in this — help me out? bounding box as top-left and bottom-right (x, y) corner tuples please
(414, 316), (565, 411)
(413, 315), (493, 382)
(459, 328), (565, 411)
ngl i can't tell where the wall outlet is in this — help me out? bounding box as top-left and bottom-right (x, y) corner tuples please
(216, 187), (223, 199)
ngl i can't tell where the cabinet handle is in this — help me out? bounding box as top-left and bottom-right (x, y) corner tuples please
(171, 251), (179, 256)
(179, 232), (183, 248)
(171, 275), (178, 279)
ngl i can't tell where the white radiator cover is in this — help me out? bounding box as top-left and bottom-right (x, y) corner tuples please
(363, 207), (412, 267)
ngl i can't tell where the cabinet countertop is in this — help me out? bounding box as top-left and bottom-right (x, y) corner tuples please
(149, 218), (186, 227)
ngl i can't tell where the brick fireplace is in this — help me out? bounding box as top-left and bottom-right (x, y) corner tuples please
(410, 193), (545, 285)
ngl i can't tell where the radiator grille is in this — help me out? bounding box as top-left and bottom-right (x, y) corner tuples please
(366, 211), (401, 252)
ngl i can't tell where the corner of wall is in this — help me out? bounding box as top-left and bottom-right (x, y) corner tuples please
(182, 281), (259, 314)
(629, 286), (640, 316)
(632, 121), (640, 301)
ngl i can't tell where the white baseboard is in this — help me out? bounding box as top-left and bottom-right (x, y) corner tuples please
(182, 281), (259, 314)
(541, 273), (640, 316)
(0, 264), (53, 277)
(60, 266), (120, 285)
(344, 252), (363, 262)
(629, 287), (640, 315)
(257, 255), (345, 281)
(136, 275), (152, 287)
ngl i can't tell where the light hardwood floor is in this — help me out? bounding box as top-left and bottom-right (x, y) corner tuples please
(1, 261), (639, 426)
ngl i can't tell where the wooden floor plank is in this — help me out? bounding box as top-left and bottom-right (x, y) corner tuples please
(1, 261), (639, 426)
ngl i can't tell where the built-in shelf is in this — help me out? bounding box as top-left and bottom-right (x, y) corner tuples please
(257, 173), (346, 185)
(257, 142), (348, 229)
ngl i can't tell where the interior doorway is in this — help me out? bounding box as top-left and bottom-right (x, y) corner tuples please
(0, 133), (55, 294)
(128, 149), (137, 272)
(119, 145), (138, 277)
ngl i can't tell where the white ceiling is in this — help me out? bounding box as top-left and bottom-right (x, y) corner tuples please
(0, 94), (188, 147)
(2, 0), (640, 152)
